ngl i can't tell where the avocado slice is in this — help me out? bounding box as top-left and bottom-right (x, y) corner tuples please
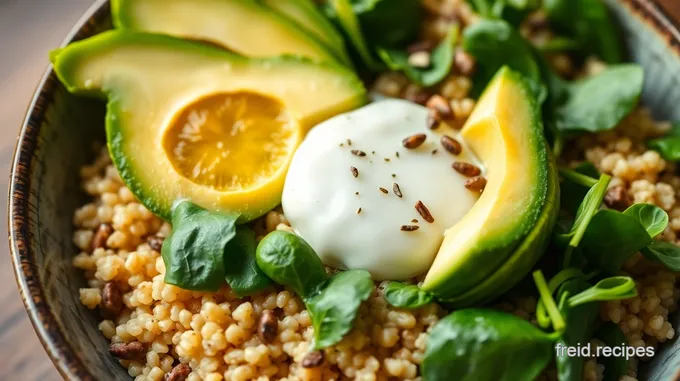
(51, 31), (366, 222)
(111, 0), (341, 65)
(259, 0), (351, 65)
(421, 67), (550, 299)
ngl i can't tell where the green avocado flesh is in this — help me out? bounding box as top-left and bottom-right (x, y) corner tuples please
(422, 68), (551, 299)
(259, 0), (351, 65)
(50, 31), (366, 222)
(111, 0), (341, 64)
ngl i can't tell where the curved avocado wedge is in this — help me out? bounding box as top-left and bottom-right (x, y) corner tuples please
(260, 0), (351, 65)
(422, 67), (549, 299)
(441, 158), (560, 308)
(50, 31), (366, 222)
(111, 0), (341, 65)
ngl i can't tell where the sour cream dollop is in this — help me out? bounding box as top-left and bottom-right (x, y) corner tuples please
(282, 100), (483, 280)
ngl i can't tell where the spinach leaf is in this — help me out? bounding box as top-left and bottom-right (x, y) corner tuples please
(422, 309), (555, 381)
(256, 231), (329, 298)
(383, 282), (434, 309)
(557, 174), (611, 248)
(559, 163), (600, 215)
(306, 270), (374, 349)
(327, 0), (383, 70)
(224, 229), (272, 297)
(543, 0), (623, 63)
(580, 210), (653, 273)
(594, 323), (629, 381)
(641, 240), (680, 271)
(568, 276), (637, 306)
(161, 200), (237, 291)
(555, 278), (599, 381)
(378, 26), (457, 87)
(648, 123), (680, 161)
(462, 19), (543, 97)
(533, 270), (565, 332)
(466, 0), (539, 27)
(553, 65), (644, 134)
(623, 204), (668, 238)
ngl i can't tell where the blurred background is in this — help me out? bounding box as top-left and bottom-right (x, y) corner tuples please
(0, 0), (679, 380)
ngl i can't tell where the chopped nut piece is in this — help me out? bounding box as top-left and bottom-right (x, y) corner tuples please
(415, 201), (435, 223)
(400, 225), (420, 231)
(452, 161), (482, 177)
(350, 166), (359, 178)
(427, 108), (442, 129)
(441, 135), (462, 155)
(426, 95), (453, 118)
(164, 363), (191, 381)
(402, 133), (427, 149)
(109, 341), (146, 360)
(147, 235), (164, 252)
(302, 351), (326, 368)
(604, 185), (632, 211)
(465, 176), (487, 192)
(405, 89), (431, 105)
(454, 48), (476, 76)
(351, 150), (366, 157)
(101, 282), (123, 318)
(408, 51), (431, 68)
(393, 183), (403, 198)
(258, 310), (278, 343)
(91, 223), (113, 250)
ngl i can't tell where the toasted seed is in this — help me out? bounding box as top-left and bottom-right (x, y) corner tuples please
(164, 363), (191, 381)
(302, 351), (326, 368)
(393, 183), (403, 198)
(454, 48), (476, 76)
(427, 108), (442, 129)
(402, 133), (427, 149)
(91, 223), (113, 250)
(441, 135), (462, 155)
(604, 185), (632, 211)
(350, 166), (359, 178)
(258, 310), (278, 343)
(379, 187), (389, 194)
(109, 341), (146, 360)
(355, 191), (360, 196)
(391, 174), (397, 178)
(384, 158), (391, 162)
(415, 201), (435, 223)
(465, 176), (487, 192)
(147, 235), (164, 252)
(452, 161), (481, 177)
(405, 90), (431, 105)
(395, 152), (400, 158)
(357, 207), (362, 214)
(401, 225), (420, 231)
(426, 95), (453, 118)
(101, 282), (123, 319)
(432, 149), (438, 155)
(351, 149), (366, 157)
(411, 219), (419, 223)
(347, 139), (352, 146)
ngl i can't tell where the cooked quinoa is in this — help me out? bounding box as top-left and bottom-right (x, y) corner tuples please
(71, 1), (680, 380)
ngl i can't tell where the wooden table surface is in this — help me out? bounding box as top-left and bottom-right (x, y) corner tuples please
(0, 0), (679, 380)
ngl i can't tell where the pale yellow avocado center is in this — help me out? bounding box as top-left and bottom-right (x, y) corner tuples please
(163, 92), (299, 192)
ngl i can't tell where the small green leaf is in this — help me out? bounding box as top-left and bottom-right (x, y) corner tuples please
(568, 276), (637, 307)
(328, 0), (383, 70)
(161, 200), (238, 291)
(256, 231), (329, 299)
(581, 210), (653, 273)
(533, 270), (565, 332)
(378, 26), (458, 87)
(383, 282), (434, 309)
(594, 323), (629, 381)
(647, 123), (680, 161)
(422, 309), (554, 381)
(466, 0), (539, 26)
(559, 162), (600, 215)
(554, 65), (644, 134)
(558, 174), (611, 248)
(641, 240), (680, 271)
(623, 204), (668, 238)
(307, 270), (374, 349)
(224, 229), (272, 297)
(462, 19), (544, 97)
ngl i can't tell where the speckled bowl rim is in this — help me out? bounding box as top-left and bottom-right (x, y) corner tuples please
(7, 0), (680, 380)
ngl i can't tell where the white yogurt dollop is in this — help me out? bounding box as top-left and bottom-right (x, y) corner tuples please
(282, 100), (483, 280)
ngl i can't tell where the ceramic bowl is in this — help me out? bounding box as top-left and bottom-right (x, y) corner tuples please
(8, 0), (680, 379)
